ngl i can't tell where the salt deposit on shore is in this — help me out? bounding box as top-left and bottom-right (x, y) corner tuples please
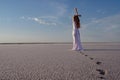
(0, 43), (120, 80)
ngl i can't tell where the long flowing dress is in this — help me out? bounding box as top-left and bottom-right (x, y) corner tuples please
(72, 21), (83, 51)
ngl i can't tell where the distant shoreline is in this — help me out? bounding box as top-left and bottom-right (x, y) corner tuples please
(0, 42), (72, 45)
(0, 42), (120, 45)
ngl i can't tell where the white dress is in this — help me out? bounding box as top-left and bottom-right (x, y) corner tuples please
(72, 21), (83, 51)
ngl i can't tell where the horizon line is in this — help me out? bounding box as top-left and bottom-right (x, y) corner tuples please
(0, 42), (120, 45)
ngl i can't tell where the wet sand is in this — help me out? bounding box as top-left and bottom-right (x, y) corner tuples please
(0, 42), (120, 80)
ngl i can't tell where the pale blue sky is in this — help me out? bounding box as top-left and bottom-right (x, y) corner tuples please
(0, 0), (120, 43)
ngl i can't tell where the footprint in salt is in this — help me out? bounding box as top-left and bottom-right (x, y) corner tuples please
(89, 57), (94, 60)
(96, 61), (102, 65)
(96, 69), (107, 75)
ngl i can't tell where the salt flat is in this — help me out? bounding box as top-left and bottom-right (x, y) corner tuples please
(0, 43), (120, 80)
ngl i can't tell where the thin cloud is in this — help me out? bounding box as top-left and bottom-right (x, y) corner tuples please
(20, 16), (57, 26)
(50, 2), (67, 16)
(33, 17), (57, 26)
(20, 16), (25, 19)
(81, 14), (120, 42)
(82, 14), (120, 31)
(57, 6), (67, 16)
(39, 16), (58, 19)
(96, 10), (106, 14)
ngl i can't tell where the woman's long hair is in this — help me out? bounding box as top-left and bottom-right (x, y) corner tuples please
(73, 15), (80, 28)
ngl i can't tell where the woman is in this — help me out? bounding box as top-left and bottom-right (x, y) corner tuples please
(72, 14), (83, 51)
